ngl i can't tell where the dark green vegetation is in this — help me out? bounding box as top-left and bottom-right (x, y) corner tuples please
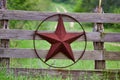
(7, 0), (52, 29)
(74, 0), (120, 29)
(0, 0), (120, 80)
(75, 0), (120, 13)
(7, 0), (120, 29)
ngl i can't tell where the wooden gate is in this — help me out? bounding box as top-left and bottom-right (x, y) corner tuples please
(0, 0), (120, 79)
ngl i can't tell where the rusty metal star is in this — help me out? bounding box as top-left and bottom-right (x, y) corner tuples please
(35, 15), (84, 62)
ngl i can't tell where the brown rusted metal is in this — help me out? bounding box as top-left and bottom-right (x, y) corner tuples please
(33, 14), (87, 68)
(36, 15), (84, 62)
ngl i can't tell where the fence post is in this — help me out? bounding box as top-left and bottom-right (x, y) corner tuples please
(0, 0), (10, 68)
(93, 6), (105, 69)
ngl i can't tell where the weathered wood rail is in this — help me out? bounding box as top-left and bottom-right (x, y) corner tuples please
(0, 49), (120, 60)
(7, 68), (120, 80)
(0, 29), (120, 42)
(0, 68), (120, 80)
(0, 10), (120, 23)
(0, 1), (120, 79)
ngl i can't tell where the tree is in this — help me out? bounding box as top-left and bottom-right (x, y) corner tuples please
(74, 0), (120, 28)
(7, 0), (52, 11)
(7, 0), (52, 29)
(74, 0), (120, 13)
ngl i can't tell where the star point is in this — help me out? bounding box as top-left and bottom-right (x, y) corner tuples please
(36, 15), (84, 62)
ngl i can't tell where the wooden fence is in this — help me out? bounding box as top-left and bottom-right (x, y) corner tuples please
(0, 0), (120, 80)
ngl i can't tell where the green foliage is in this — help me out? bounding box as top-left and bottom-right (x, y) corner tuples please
(74, 0), (120, 13)
(113, 8), (120, 13)
(74, 0), (98, 12)
(7, 0), (52, 11)
(52, 0), (75, 4)
(102, 0), (120, 13)
(74, 0), (120, 28)
(7, 0), (52, 29)
(113, 8), (120, 31)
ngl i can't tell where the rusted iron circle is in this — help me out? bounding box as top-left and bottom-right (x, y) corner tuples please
(33, 14), (87, 68)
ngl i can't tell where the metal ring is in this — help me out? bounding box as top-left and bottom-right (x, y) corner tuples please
(33, 14), (87, 68)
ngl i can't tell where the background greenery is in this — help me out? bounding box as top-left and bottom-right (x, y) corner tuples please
(7, 0), (120, 29)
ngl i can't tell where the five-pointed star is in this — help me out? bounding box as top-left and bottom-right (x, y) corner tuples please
(36, 15), (84, 62)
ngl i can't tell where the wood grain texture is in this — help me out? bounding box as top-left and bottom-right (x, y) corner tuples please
(0, 48), (103, 60)
(93, 7), (105, 69)
(5, 68), (120, 80)
(0, 29), (120, 42)
(0, 10), (120, 23)
(104, 51), (120, 60)
(103, 33), (120, 42)
(0, 48), (120, 60)
(0, 0), (10, 68)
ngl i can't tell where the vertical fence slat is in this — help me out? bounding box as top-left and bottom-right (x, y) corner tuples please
(93, 6), (105, 69)
(0, 0), (10, 68)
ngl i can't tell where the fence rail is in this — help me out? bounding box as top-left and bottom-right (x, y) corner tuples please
(0, 48), (120, 60)
(0, 29), (120, 42)
(5, 68), (120, 80)
(0, 10), (120, 23)
(0, 7), (120, 80)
